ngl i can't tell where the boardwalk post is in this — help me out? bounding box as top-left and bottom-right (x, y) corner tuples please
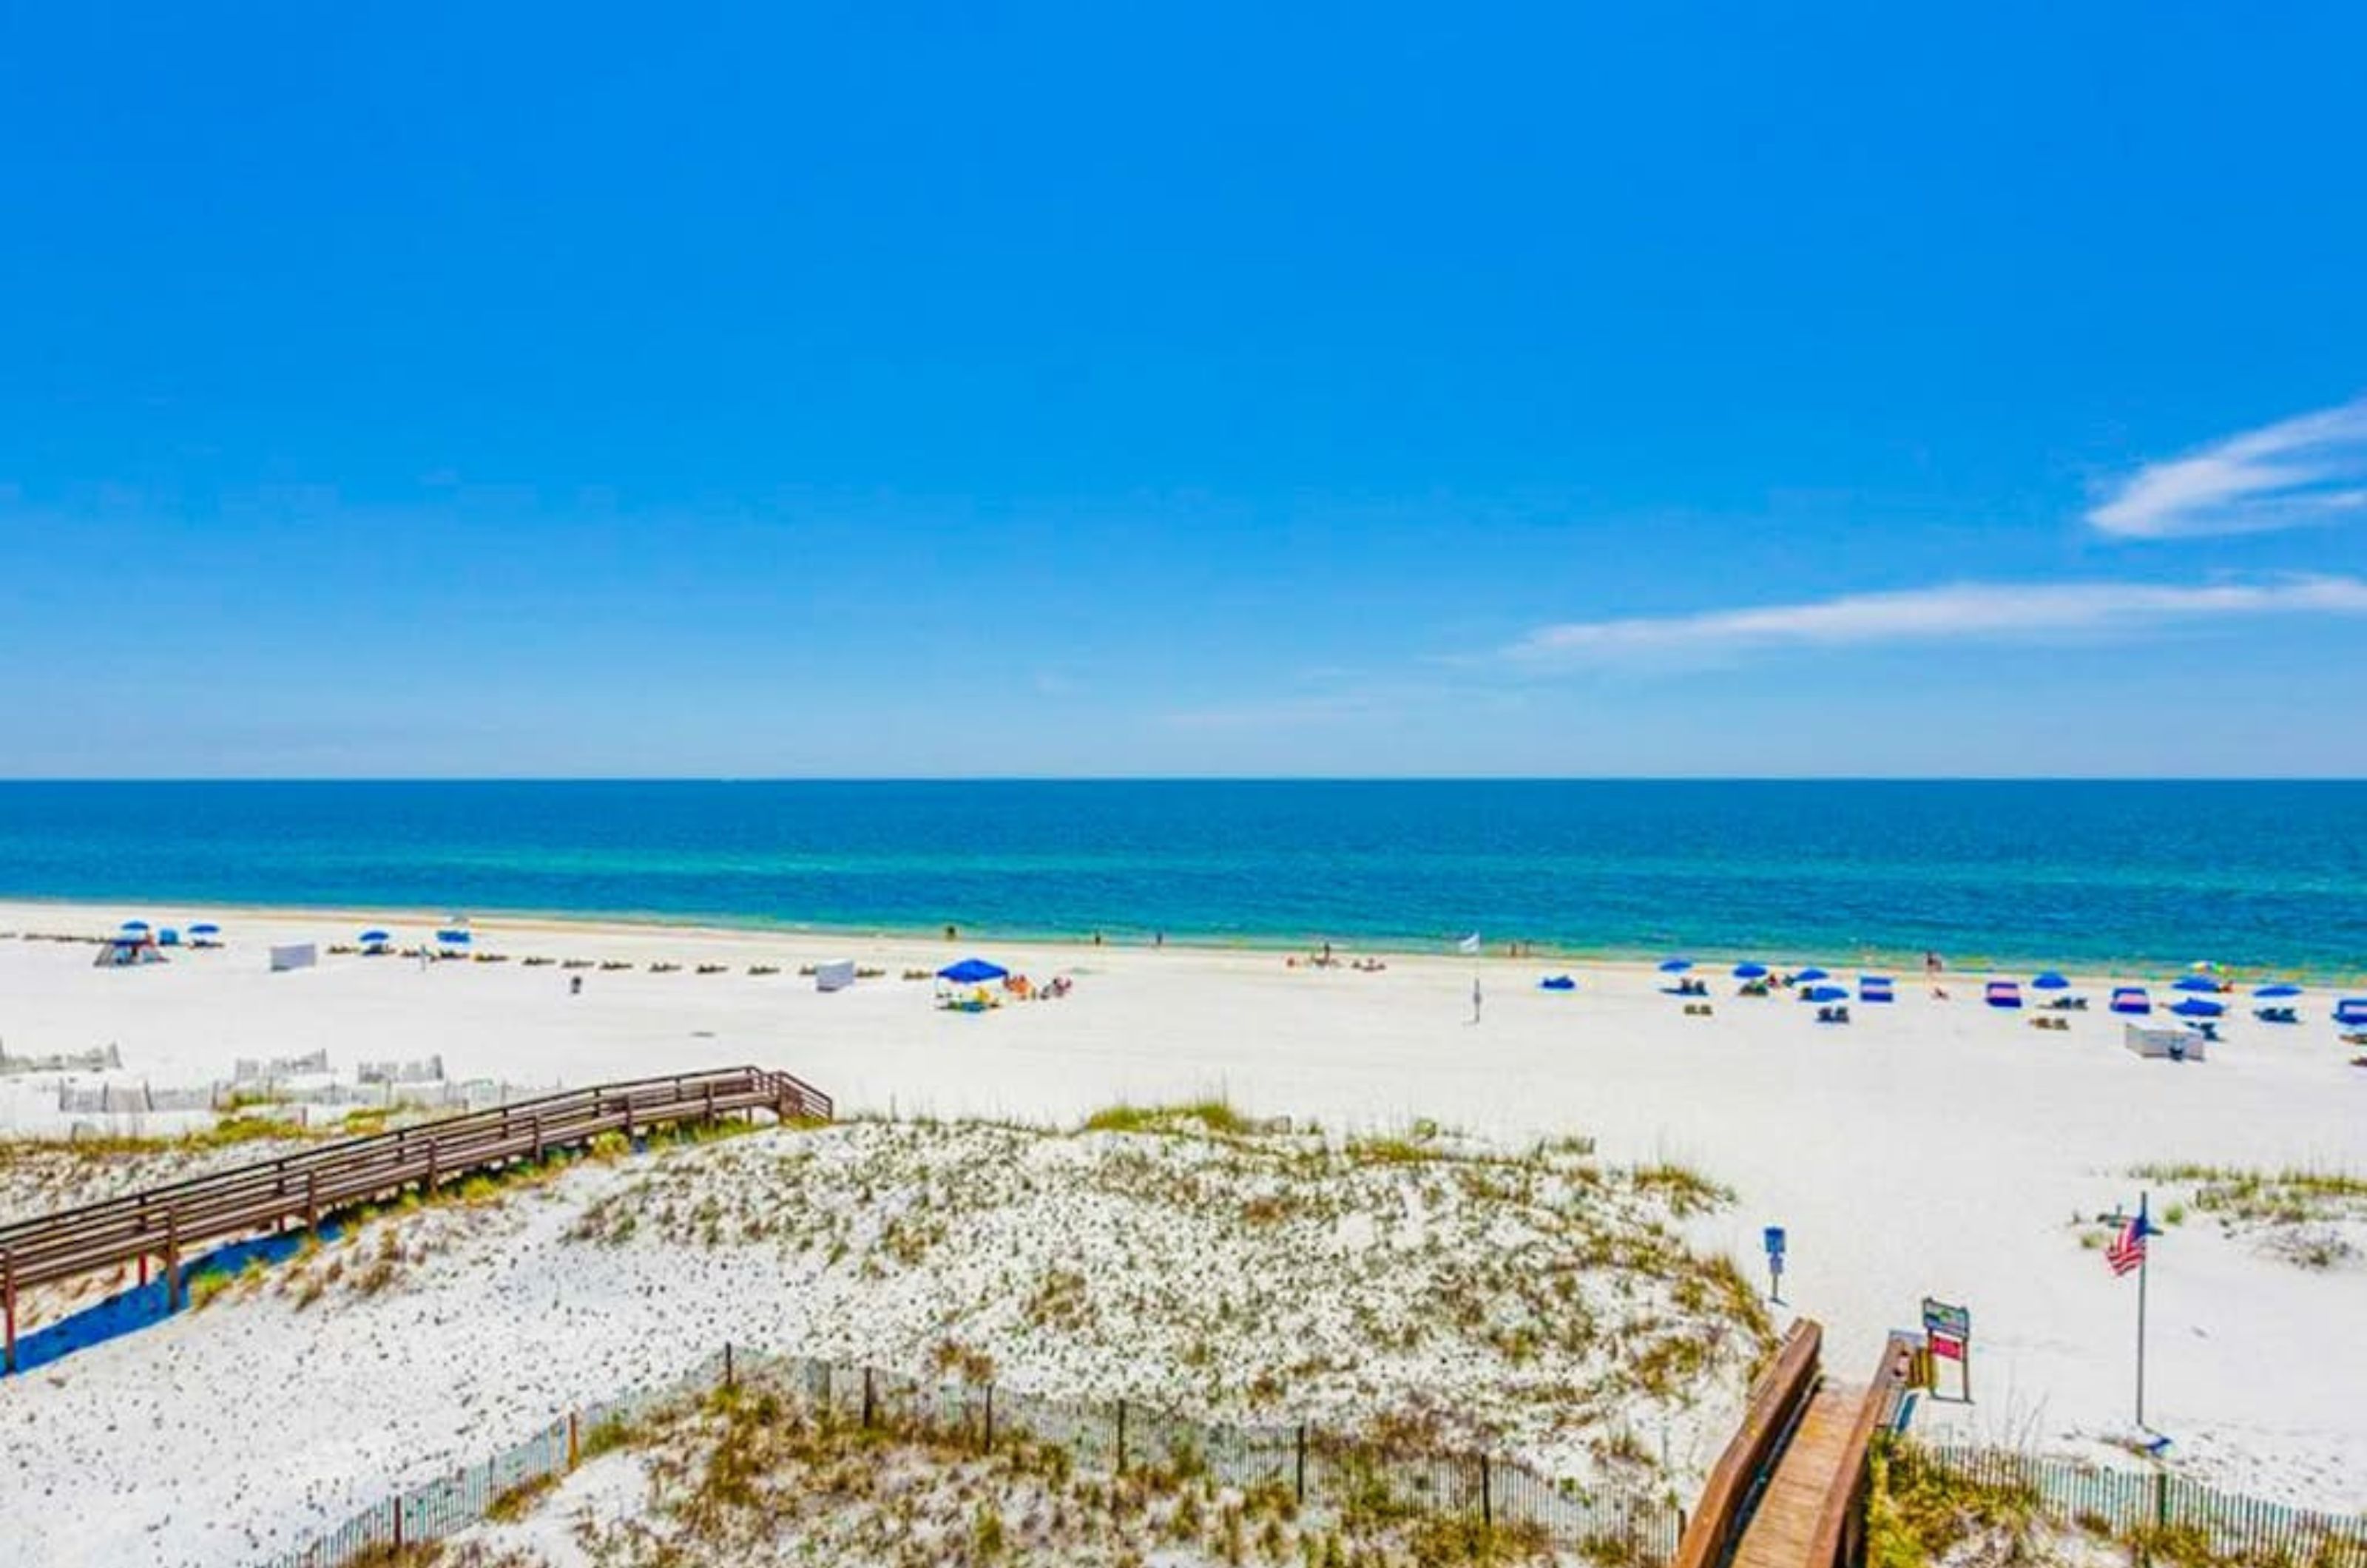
(568, 1411), (580, 1467)
(1295, 1425), (1307, 1504)
(724, 1343), (735, 1389)
(1482, 1455), (1493, 1528)
(984, 1384), (994, 1453)
(3, 1248), (16, 1373)
(1116, 1399), (1127, 1475)
(164, 1210), (180, 1311)
(532, 1112), (544, 1163)
(862, 1366), (874, 1427)
(305, 1171), (320, 1233)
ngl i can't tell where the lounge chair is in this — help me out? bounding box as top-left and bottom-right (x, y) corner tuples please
(1815, 1004), (1851, 1025)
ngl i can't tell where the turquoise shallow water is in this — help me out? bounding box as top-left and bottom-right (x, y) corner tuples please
(0, 781), (2360, 974)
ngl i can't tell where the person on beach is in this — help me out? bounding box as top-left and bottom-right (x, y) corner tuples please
(1471, 975), (1483, 1024)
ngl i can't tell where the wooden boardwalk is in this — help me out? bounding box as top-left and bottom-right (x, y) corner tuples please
(0, 1064), (832, 1371)
(1731, 1380), (1865, 1568)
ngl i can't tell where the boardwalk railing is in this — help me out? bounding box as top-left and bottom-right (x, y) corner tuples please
(1675, 1319), (1825, 1568)
(260, 1345), (1690, 1568)
(1891, 1443), (2367, 1568)
(0, 1065), (831, 1371)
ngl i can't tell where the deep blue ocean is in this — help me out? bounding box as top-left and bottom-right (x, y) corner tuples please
(0, 781), (2360, 974)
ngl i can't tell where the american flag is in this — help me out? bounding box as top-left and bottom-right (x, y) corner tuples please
(2106, 1207), (2150, 1277)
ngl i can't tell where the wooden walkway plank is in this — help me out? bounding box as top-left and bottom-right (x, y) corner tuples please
(1732, 1382), (1864, 1568)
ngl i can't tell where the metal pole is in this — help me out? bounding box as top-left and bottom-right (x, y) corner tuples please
(2135, 1192), (2150, 1430)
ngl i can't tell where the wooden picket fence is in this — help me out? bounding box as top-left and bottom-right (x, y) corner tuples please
(1895, 1442), (2367, 1568)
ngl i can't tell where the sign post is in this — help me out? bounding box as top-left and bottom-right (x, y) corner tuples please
(1921, 1297), (1972, 1403)
(1762, 1226), (1786, 1305)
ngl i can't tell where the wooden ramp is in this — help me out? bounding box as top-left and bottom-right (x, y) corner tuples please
(0, 1065), (834, 1372)
(1731, 1380), (1865, 1568)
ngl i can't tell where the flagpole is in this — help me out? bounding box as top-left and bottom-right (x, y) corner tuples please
(2135, 1190), (2150, 1430)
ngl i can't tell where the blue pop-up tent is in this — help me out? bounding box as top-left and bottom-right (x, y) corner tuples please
(938, 958), (1009, 986)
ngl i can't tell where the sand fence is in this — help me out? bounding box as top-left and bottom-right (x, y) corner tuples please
(260, 1344), (1692, 1567)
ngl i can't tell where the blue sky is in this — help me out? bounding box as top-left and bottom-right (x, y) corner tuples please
(4, 4), (2365, 777)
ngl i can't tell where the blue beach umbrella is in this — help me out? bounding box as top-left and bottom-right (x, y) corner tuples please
(1732, 962), (1769, 979)
(119, 919), (150, 933)
(360, 928), (391, 944)
(1539, 975), (1577, 991)
(1795, 967), (1830, 982)
(2253, 983), (2303, 998)
(1657, 958), (1693, 974)
(189, 922), (220, 936)
(1805, 984), (1848, 1003)
(2170, 997), (2225, 1018)
(938, 957), (1009, 985)
(2172, 975), (2221, 993)
(2031, 972), (2070, 990)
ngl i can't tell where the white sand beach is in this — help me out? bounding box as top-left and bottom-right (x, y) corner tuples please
(1, 899), (2363, 1564)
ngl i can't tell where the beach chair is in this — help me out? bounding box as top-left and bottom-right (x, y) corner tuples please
(1815, 1004), (1850, 1025)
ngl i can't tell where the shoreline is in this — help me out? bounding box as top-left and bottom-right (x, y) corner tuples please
(2, 891), (2357, 987)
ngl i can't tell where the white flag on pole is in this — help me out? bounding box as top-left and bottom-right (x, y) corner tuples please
(1456, 933), (1481, 955)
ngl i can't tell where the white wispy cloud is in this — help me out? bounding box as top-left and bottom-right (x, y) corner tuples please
(2090, 395), (2367, 538)
(1505, 575), (2367, 664)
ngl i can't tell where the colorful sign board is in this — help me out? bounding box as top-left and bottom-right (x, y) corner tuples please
(1922, 1298), (1970, 1338)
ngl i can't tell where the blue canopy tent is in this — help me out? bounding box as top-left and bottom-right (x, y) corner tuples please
(1858, 975), (1894, 1003)
(2334, 998), (2367, 1027)
(94, 933), (164, 968)
(187, 922), (221, 947)
(360, 928), (394, 955)
(938, 958), (1009, 987)
(118, 920), (150, 934)
(2172, 975), (2222, 993)
(1985, 979), (2024, 1009)
(2111, 987), (2152, 1016)
(433, 927), (472, 956)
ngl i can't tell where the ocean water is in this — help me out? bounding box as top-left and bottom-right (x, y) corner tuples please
(0, 781), (2360, 974)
